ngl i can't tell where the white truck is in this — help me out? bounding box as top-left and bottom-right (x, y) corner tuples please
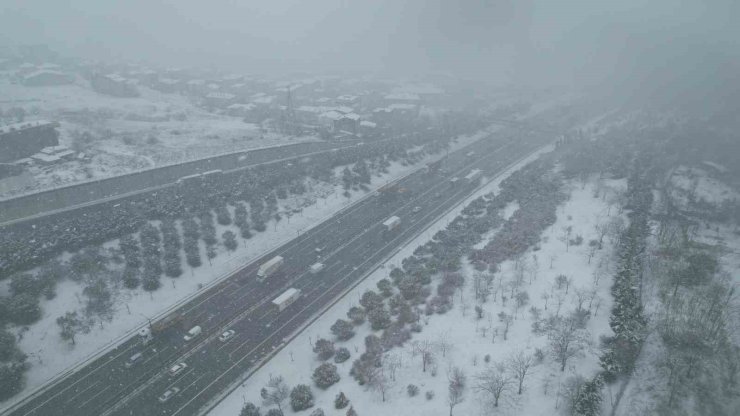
(258, 256), (284, 281)
(309, 262), (325, 274)
(383, 216), (401, 232)
(272, 288), (301, 312)
(464, 169), (482, 184)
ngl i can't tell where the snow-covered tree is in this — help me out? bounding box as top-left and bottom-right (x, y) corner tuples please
(330, 319), (355, 340)
(56, 311), (83, 346)
(261, 375), (289, 412)
(313, 338), (335, 361)
(474, 363), (512, 408)
(313, 363), (340, 389)
(289, 384), (314, 411)
(240, 402), (261, 416)
(334, 392), (350, 409)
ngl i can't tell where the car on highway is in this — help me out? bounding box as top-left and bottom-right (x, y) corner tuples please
(158, 387), (181, 403)
(412, 206), (422, 213)
(183, 325), (202, 341)
(218, 329), (236, 342)
(125, 352), (143, 368)
(168, 362), (187, 376)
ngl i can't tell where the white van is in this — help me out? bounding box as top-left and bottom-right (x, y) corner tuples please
(183, 325), (202, 341)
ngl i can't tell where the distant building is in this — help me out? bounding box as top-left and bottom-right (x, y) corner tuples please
(384, 92), (421, 104)
(333, 113), (360, 134)
(336, 94), (360, 105)
(91, 73), (140, 97)
(22, 70), (72, 87)
(128, 69), (157, 86)
(186, 79), (207, 95)
(205, 92), (237, 108)
(227, 103), (256, 117)
(153, 78), (181, 93)
(0, 121), (60, 162)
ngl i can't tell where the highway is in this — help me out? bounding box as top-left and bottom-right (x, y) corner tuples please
(0, 140), (353, 225)
(3, 127), (552, 416)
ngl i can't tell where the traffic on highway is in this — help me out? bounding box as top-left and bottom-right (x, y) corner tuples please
(6, 127), (550, 416)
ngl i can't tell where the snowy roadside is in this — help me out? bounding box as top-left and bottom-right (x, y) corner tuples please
(205, 145), (608, 416)
(0, 125), (500, 411)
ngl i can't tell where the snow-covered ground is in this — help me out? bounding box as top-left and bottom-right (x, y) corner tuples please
(615, 170), (740, 416)
(668, 166), (739, 207)
(208, 162), (627, 416)
(0, 125), (499, 410)
(0, 78), (311, 196)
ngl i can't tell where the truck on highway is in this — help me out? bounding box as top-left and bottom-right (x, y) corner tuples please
(377, 183), (408, 202)
(450, 177), (460, 186)
(424, 159), (443, 174)
(138, 313), (183, 344)
(464, 169), (482, 184)
(309, 262), (325, 274)
(272, 288), (301, 312)
(383, 215), (401, 232)
(258, 256), (284, 281)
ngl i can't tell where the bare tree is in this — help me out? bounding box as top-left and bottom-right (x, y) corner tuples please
(594, 223), (609, 249)
(411, 340), (435, 372)
(437, 332), (453, 358)
(384, 352), (402, 382)
(261, 375), (290, 412)
(573, 287), (589, 313)
(497, 312), (514, 341)
(367, 366), (391, 402)
(549, 318), (589, 372)
(541, 292), (550, 310)
(447, 366), (466, 416)
(475, 363), (512, 408)
(554, 291), (566, 317)
(507, 351), (536, 395)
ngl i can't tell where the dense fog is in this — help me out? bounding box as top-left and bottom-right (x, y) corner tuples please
(0, 2), (739, 416)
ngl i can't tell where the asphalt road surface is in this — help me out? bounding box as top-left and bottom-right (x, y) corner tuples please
(4, 127), (552, 416)
(0, 141), (352, 225)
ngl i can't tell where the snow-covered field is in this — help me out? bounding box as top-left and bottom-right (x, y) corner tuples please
(669, 166), (739, 208)
(0, 77), (310, 196)
(615, 169), (740, 416)
(0, 125), (498, 410)
(208, 162), (627, 416)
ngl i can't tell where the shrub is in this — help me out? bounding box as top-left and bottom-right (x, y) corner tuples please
(334, 392), (350, 409)
(347, 307), (366, 325)
(407, 384), (419, 397)
(240, 402), (261, 416)
(290, 384), (314, 411)
(334, 347), (351, 363)
(313, 338), (335, 361)
(425, 390), (435, 400)
(313, 363), (340, 389)
(330, 319), (355, 341)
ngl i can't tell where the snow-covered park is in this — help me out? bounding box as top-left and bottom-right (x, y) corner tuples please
(208, 152), (630, 416)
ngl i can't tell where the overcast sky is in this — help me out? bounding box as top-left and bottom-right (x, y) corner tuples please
(2, 0), (739, 97)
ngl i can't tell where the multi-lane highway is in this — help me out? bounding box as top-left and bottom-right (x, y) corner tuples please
(0, 140), (354, 225)
(4, 127), (552, 416)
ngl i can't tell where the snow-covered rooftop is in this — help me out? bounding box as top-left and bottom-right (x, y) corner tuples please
(384, 92), (421, 101)
(0, 120), (56, 135)
(206, 92), (236, 100)
(23, 70), (66, 80)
